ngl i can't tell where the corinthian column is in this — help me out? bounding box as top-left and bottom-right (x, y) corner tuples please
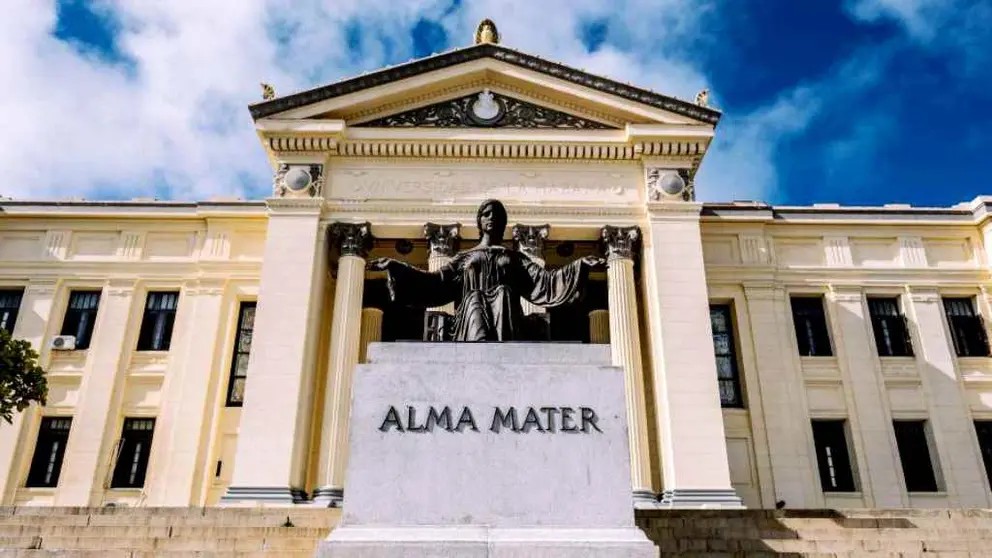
(358, 308), (384, 364)
(512, 224), (550, 318)
(424, 223), (460, 341)
(601, 225), (654, 507)
(313, 222), (372, 507)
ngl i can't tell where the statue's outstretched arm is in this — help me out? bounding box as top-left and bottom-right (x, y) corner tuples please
(368, 258), (459, 308)
(519, 254), (603, 308)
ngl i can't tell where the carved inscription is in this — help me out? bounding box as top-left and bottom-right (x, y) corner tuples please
(378, 405), (602, 434)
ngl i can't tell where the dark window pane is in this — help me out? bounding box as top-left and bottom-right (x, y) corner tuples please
(226, 302), (257, 406)
(61, 291), (102, 350)
(811, 420), (856, 492)
(136, 292), (180, 351)
(893, 420), (939, 492)
(26, 417), (72, 488)
(975, 421), (992, 488)
(868, 298), (914, 357)
(709, 304), (743, 408)
(111, 418), (155, 488)
(943, 298), (990, 357)
(791, 297), (833, 356)
(0, 289), (24, 335)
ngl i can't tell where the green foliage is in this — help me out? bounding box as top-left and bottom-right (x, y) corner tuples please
(0, 328), (47, 424)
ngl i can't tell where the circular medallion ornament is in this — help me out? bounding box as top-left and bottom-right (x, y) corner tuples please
(659, 172), (686, 196)
(468, 90), (504, 126)
(284, 167), (313, 191)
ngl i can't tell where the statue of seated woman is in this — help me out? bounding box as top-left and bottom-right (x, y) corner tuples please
(368, 199), (605, 342)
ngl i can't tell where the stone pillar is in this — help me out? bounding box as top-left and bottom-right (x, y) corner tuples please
(147, 280), (227, 506)
(589, 309), (610, 344)
(742, 284), (822, 508)
(601, 225), (654, 507)
(906, 288), (992, 506)
(223, 198), (326, 505)
(424, 223), (460, 312)
(313, 222), (372, 506)
(359, 308), (384, 364)
(641, 204), (741, 507)
(0, 280), (60, 504)
(512, 224), (550, 316)
(826, 287), (906, 507)
(56, 280), (139, 506)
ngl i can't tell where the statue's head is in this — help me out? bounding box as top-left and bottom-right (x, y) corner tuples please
(476, 199), (508, 240)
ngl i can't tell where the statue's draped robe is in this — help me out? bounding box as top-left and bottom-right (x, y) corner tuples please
(383, 246), (588, 341)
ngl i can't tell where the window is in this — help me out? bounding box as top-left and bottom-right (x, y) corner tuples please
(111, 418), (156, 489)
(975, 421), (992, 487)
(710, 304), (743, 407)
(868, 297), (914, 357)
(791, 296), (833, 356)
(0, 289), (23, 335)
(943, 297), (990, 357)
(61, 291), (101, 350)
(893, 420), (940, 492)
(226, 301), (256, 406)
(26, 417), (72, 488)
(811, 420), (857, 492)
(136, 292), (179, 351)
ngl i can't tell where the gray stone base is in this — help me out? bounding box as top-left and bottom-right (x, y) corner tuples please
(658, 488), (744, 509)
(311, 487), (344, 508)
(318, 526), (659, 558)
(219, 486), (308, 506)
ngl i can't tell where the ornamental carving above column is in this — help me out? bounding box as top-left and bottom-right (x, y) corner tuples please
(601, 225), (641, 261)
(274, 163), (324, 198)
(423, 223), (461, 258)
(645, 167), (694, 202)
(512, 224), (550, 261)
(330, 222), (372, 258)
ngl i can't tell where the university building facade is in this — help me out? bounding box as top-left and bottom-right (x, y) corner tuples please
(3, 28), (992, 512)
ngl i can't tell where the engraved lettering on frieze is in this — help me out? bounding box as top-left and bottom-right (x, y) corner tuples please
(601, 225), (641, 261)
(333, 171), (634, 201)
(378, 405), (602, 434)
(512, 224), (550, 261)
(357, 90), (616, 130)
(424, 223), (461, 258)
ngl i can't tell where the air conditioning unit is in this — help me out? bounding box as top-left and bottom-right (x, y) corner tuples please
(50, 335), (76, 351)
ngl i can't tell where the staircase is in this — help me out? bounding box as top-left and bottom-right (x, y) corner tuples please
(2, 507), (992, 556)
(637, 509), (992, 556)
(0, 507), (338, 557)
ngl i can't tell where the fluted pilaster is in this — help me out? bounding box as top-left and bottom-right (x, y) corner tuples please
(314, 222), (372, 506)
(588, 309), (610, 344)
(601, 225), (654, 506)
(359, 308), (384, 364)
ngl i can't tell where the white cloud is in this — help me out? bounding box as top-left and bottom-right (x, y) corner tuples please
(0, 0), (762, 202)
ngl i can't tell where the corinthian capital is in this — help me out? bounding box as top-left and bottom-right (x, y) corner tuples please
(423, 223), (461, 258)
(331, 222), (372, 258)
(512, 224), (550, 261)
(601, 225), (641, 261)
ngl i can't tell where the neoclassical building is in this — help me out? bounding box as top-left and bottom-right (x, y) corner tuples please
(2, 24), (992, 512)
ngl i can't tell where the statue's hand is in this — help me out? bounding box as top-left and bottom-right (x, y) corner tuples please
(581, 255), (607, 269)
(367, 257), (396, 271)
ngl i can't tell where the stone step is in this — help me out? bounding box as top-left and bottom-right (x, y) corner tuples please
(0, 535), (322, 552)
(1, 552), (317, 558)
(0, 524), (330, 538)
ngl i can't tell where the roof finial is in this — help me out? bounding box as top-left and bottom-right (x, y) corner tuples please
(261, 82), (275, 101)
(474, 19), (500, 45)
(694, 88), (709, 107)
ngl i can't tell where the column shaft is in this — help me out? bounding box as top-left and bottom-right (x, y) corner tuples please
(640, 208), (741, 507)
(313, 222), (371, 506)
(147, 282), (227, 506)
(223, 201), (325, 505)
(605, 252), (654, 504)
(55, 281), (138, 506)
(359, 308), (384, 364)
(906, 290), (992, 506)
(588, 309), (610, 344)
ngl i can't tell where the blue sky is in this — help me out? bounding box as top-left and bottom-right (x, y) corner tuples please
(2, 0), (989, 206)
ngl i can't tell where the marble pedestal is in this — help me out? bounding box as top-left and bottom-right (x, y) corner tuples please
(318, 342), (657, 557)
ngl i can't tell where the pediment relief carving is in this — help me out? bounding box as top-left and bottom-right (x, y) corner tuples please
(354, 90), (617, 130)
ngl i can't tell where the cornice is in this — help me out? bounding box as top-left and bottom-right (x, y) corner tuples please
(323, 201), (643, 219)
(265, 197), (325, 214)
(249, 44), (721, 124)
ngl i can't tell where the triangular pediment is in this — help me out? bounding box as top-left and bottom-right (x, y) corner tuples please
(353, 90), (618, 130)
(250, 44), (720, 128)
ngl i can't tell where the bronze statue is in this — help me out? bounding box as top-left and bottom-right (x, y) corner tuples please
(368, 200), (605, 342)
